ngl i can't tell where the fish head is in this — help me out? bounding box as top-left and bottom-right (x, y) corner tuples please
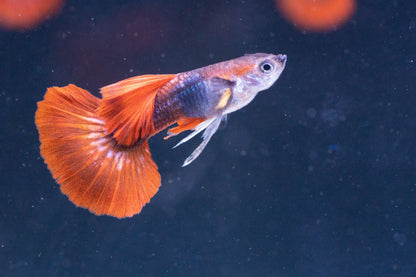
(224, 53), (287, 114)
(240, 53), (287, 92)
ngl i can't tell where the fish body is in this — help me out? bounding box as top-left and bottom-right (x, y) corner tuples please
(155, 53), (286, 124)
(35, 53), (287, 218)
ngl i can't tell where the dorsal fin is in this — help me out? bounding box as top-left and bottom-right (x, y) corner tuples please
(98, 74), (176, 146)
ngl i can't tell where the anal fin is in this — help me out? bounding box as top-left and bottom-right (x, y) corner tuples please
(164, 117), (205, 139)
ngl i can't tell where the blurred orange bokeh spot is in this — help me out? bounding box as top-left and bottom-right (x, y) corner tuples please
(275, 0), (356, 32)
(0, 0), (64, 30)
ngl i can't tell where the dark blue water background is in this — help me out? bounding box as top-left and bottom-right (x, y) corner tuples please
(1, 1), (416, 276)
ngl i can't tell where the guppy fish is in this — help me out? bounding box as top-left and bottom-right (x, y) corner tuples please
(35, 53), (287, 218)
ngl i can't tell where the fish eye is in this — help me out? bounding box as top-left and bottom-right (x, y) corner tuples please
(260, 61), (274, 74)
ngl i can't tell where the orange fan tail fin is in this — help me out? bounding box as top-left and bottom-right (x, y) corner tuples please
(164, 117), (206, 139)
(98, 74), (176, 146)
(35, 85), (161, 218)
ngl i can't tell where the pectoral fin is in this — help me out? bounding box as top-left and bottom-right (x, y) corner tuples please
(215, 88), (232, 110)
(206, 77), (234, 111)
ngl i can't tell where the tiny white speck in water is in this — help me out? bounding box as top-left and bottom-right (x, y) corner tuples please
(306, 108), (317, 118)
(393, 233), (407, 246)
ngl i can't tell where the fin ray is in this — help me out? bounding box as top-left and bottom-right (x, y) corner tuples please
(173, 117), (216, 148)
(182, 116), (223, 166)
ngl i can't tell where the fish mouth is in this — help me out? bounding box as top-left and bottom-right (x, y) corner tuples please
(274, 54), (287, 67)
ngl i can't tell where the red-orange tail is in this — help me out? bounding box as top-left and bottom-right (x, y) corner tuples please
(35, 85), (161, 218)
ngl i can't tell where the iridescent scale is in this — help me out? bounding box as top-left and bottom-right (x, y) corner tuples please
(153, 72), (208, 131)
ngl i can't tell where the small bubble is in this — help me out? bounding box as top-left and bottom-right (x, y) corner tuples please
(393, 233), (406, 246)
(328, 144), (340, 153)
(306, 108), (317, 118)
